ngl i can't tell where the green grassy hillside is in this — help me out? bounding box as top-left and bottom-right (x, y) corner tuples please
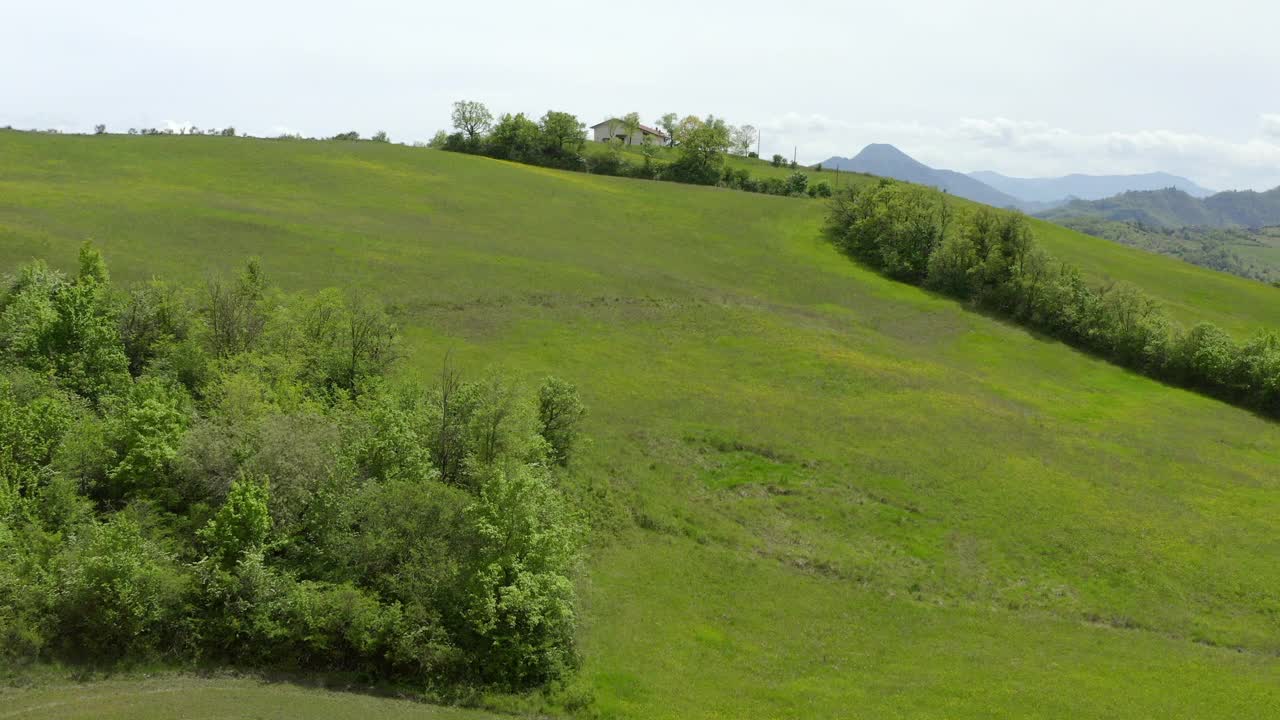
(0, 676), (499, 719)
(2, 131), (1279, 718)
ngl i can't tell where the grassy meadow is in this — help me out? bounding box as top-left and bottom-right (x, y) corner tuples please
(0, 676), (501, 719)
(2, 131), (1279, 718)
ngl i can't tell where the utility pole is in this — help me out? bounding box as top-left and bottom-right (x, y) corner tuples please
(757, 131), (761, 158)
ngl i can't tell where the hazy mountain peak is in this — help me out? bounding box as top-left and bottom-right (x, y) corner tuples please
(820, 145), (1027, 210)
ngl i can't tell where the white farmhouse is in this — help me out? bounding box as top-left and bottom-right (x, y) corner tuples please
(590, 119), (671, 146)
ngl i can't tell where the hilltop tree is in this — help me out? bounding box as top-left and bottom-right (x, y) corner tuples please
(487, 113), (542, 161)
(665, 115), (732, 185)
(451, 100), (493, 142)
(657, 113), (679, 145)
(539, 111), (585, 152)
(730, 124), (757, 156)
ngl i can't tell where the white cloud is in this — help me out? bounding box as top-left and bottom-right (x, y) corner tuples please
(1262, 114), (1280, 140)
(759, 114), (1280, 191)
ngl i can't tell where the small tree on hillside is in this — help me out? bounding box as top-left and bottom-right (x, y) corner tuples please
(730, 125), (757, 156)
(538, 377), (586, 465)
(452, 100), (493, 142)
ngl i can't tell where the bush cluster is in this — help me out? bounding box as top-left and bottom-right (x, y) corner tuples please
(826, 180), (1280, 416)
(0, 245), (587, 689)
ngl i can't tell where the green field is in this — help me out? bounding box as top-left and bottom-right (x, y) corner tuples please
(2, 131), (1280, 718)
(0, 676), (499, 719)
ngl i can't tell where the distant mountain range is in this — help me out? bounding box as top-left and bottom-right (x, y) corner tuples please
(968, 170), (1214, 203)
(820, 144), (1027, 209)
(1039, 187), (1280, 229)
(818, 144), (1216, 213)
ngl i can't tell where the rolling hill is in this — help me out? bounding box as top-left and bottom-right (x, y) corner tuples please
(969, 170), (1214, 202)
(2, 130), (1280, 719)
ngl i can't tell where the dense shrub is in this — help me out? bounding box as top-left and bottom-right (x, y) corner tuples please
(0, 248), (586, 690)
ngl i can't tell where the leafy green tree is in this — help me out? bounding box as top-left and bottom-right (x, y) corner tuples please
(786, 171), (809, 196)
(825, 181), (948, 281)
(119, 280), (195, 377)
(486, 113), (542, 161)
(1180, 322), (1238, 388)
(462, 463), (581, 685)
(451, 100), (493, 142)
(371, 130), (390, 143)
(287, 289), (398, 397)
(666, 115), (732, 186)
(53, 514), (187, 659)
(657, 113), (679, 145)
(344, 384), (437, 483)
(203, 259), (269, 359)
(467, 373), (546, 468)
(104, 376), (192, 505)
(539, 111), (585, 153)
(200, 473), (272, 568)
(538, 377), (586, 466)
(0, 245), (129, 401)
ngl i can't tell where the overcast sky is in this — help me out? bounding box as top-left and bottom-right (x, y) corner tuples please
(4, 0), (1279, 190)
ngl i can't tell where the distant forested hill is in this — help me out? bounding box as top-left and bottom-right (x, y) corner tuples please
(1040, 186), (1280, 229)
(1049, 215), (1280, 284)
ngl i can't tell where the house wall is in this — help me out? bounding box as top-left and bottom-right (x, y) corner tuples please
(592, 122), (669, 146)
(592, 122), (621, 143)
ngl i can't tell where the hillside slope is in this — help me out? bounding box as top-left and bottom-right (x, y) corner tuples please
(2, 132), (1280, 719)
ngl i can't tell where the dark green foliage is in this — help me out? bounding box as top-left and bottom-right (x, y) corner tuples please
(51, 514), (188, 660)
(203, 259), (268, 359)
(485, 113), (542, 162)
(826, 180), (950, 282)
(664, 116), (731, 186)
(0, 247), (585, 690)
(827, 181), (1280, 417)
(539, 111), (586, 153)
(786, 171), (809, 196)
